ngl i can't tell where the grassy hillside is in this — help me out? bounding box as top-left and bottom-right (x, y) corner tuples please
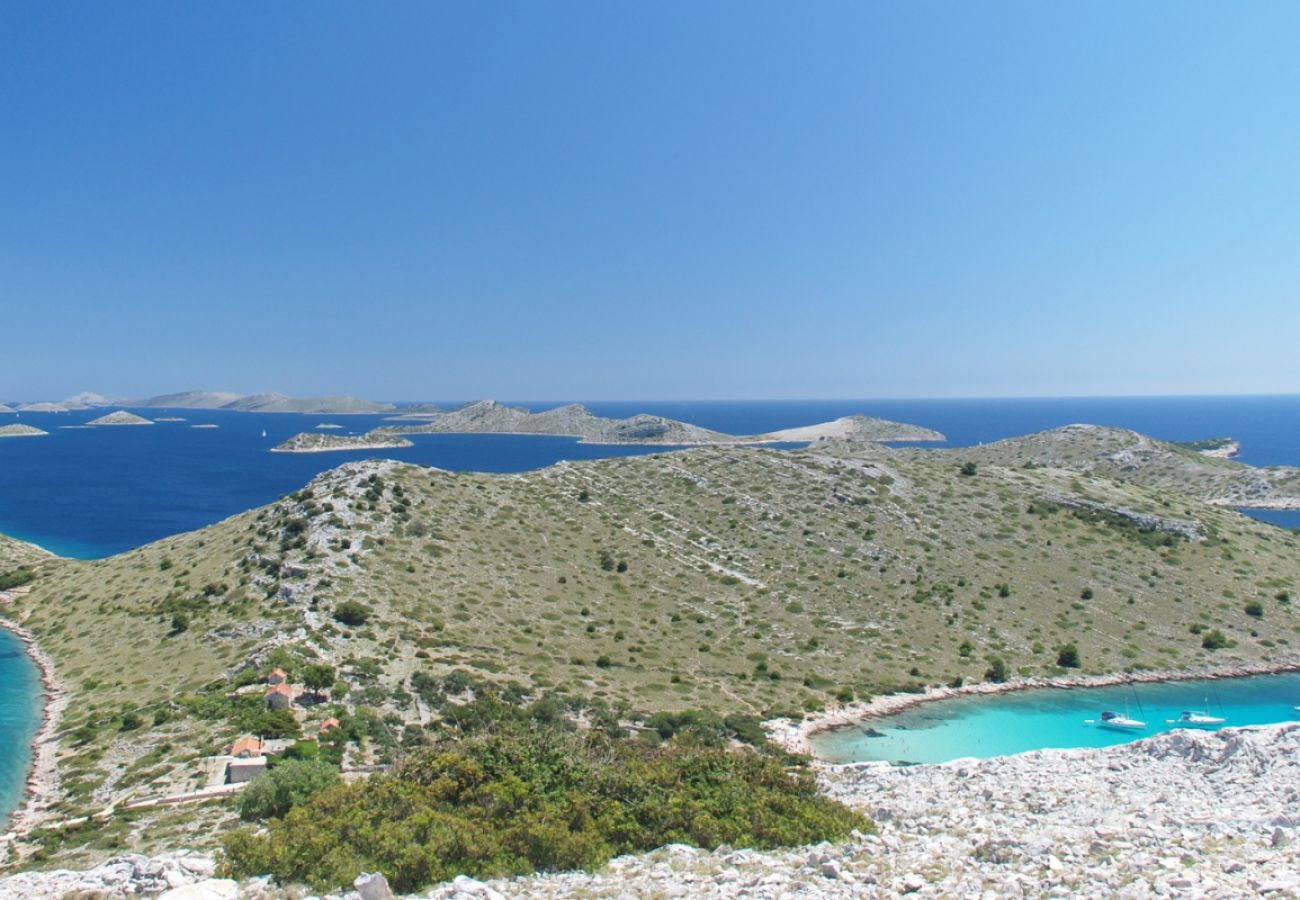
(933, 424), (1300, 507)
(3, 432), (1299, 866)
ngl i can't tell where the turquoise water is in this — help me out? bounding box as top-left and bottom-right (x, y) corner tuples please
(811, 672), (1300, 765)
(0, 628), (43, 827)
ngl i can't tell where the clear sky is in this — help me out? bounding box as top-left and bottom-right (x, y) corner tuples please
(3, 2), (1298, 401)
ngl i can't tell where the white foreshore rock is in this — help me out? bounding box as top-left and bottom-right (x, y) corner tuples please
(3, 724), (1300, 898)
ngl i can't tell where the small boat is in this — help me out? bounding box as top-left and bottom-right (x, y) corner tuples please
(261, 429), (267, 438)
(1094, 710), (1146, 731)
(1174, 710), (1225, 728)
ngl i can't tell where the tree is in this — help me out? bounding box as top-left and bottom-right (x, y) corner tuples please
(959, 462), (977, 477)
(984, 656), (1008, 683)
(302, 663), (336, 699)
(238, 759), (340, 821)
(1056, 644), (1081, 668)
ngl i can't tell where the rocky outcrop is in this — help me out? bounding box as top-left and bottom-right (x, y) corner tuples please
(0, 424), (48, 438)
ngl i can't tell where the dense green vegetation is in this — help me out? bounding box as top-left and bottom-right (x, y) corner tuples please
(221, 723), (866, 892)
(0, 567), (35, 590)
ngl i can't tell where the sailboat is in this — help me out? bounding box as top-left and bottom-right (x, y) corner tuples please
(1086, 681), (1147, 731)
(1093, 709), (1146, 731)
(262, 429), (267, 438)
(1170, 696), (1225, 728)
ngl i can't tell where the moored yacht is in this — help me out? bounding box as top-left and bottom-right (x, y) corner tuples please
(1094, 710), (1146, 731)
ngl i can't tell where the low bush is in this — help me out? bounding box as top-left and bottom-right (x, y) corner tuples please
(222, 725), (866, 892)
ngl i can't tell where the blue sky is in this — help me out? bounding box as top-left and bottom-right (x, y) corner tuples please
(3, 2), (1298, 401)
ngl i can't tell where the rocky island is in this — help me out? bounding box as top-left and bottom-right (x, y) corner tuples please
(86, 410), (154, 426)
(271, 432), (415, 453)
(378, 400), (948, 446)
(0, 424), (48, 438)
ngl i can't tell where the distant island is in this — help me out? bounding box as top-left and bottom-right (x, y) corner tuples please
(4, 389), (396, 415)
(136, 390), (395, 414)
(376, 400), (948, 445)
(0, 404), (15, 414)
(763, 414), (944, 443)
(0, 424), (48, 438)
(271, 432), (414, 453)
(86, 411), (153, 427)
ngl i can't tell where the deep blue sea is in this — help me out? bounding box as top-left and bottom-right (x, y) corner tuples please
(1, 395), (1297, 558)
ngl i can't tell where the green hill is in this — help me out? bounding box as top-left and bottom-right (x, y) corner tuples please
(3, 428), (1298, 867)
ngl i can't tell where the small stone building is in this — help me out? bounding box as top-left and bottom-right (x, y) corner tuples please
(265, 682), (294, 710)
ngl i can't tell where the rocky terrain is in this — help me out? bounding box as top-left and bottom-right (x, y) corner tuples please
(271, 432), (415, 453)
(4, 723), (1299, 898)
(0, 424), (48, 438)
(86, 410), (154, 426)
(380, 401), (946, 446)
(379, 400), (736, 444)
(764, 415), (944, 443)
(0, 405), (16, 414)
(886, 424), (1300, 510)
(2, 427), (1298, 870)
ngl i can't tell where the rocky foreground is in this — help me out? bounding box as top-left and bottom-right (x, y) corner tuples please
(5, 723), (1299, 898)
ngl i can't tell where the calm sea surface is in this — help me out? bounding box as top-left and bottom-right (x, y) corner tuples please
(0, 628), (42, 828)
(811, 672), (1300, 765)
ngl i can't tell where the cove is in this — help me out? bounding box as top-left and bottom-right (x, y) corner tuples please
(0, 627), (43, 828)
(810, 672), (1300, 765)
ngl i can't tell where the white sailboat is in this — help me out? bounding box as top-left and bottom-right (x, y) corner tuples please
(1171, 697), (1225, 728)
(1174, 709), (1225, 727)
(1093, 709), (1147, 731)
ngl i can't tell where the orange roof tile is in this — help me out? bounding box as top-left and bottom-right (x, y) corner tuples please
(230, 736), (262, 757)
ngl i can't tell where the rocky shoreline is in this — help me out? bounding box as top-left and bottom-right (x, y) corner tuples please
(766, 656), (1300, 756)
(0, 619), (67, 856)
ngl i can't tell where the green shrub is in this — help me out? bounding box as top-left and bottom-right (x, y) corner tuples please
(984, 656), (1008, 683)
(1244, 601), (1264, 619)
(239, 759), (340, 821)
(1056, 644), (1081, 668)
(0, 568), (35, 590)
(1201, 629), (1229, 650)
(333, 601), (371, 627)
(222, 726), (866, 892)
